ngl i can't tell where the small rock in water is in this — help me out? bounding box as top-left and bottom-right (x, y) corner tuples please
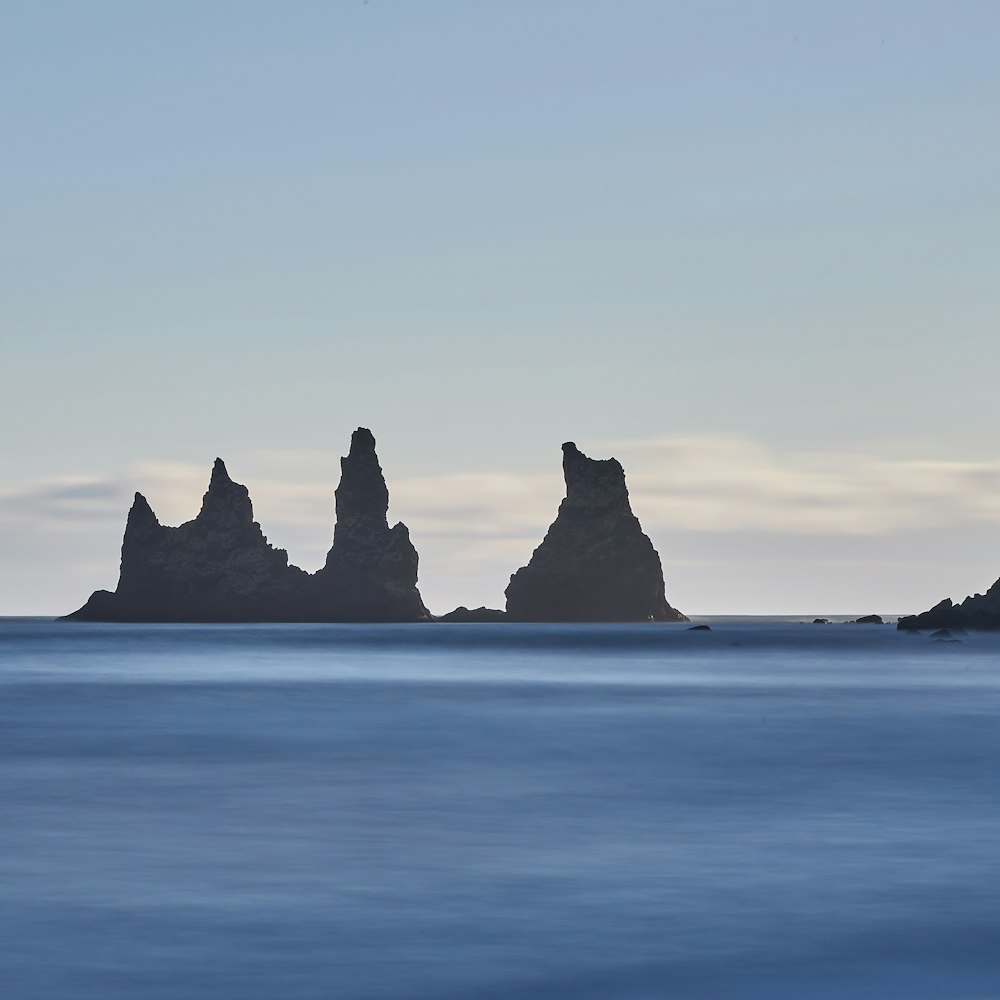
(812, 618), (831, 624)
(687, 624), (711, 631)
(929, 628), (953, 640)
(849, 614), (884, 625)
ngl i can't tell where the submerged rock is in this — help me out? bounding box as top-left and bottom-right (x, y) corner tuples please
(65, 459), (308, 622)
(898, 580), (1000, 631)
(687, 624), (711, 631)
(504, 442), (687, 623)
(66, 429), (429, 622)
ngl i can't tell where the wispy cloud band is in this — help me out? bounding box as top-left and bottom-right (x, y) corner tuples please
(4, 434), (1000, 614)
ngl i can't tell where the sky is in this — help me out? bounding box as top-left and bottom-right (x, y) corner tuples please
(2, 0), (999, 615)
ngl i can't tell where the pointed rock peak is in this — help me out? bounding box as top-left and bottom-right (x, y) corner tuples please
(349, 427), (377, 457)
(561, 441), (628, 507)
(336, 427), (389, 525)
(198, 458), (253, 524)
(127, 491), (160, 527)
(209, 457), (233, 489)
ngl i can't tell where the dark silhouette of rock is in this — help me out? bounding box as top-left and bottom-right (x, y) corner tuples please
(65, 459), (308, 622)
(436, 606), (508, 623)
(848, 614), (884, 625)
(504, 442), (687, 623)
(687, 624), (711, 631)
(898, 579), (1000, 631)
(311, 428), (430, 622)
(812, 618), (832, 624)
(65, 429), (430, 622)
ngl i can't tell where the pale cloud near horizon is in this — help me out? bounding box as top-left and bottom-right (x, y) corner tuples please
(6, 434), (1000, 542)
(5, 433), (1000, 614)
(611, 436), (1000, 536)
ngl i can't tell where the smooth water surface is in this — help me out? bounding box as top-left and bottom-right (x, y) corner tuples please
(2, 619), (999, 999)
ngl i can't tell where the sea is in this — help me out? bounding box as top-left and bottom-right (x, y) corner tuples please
(2, 617), (1000, 1000)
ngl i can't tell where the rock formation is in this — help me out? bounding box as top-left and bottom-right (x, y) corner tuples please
(65, 429), (430, 622)
(65, 459), (308, 622)
(310, 428), (430, 622)
(436, 606), (508, 623)
(504, 442), (687, 622)
(897, 579), (1000, 630)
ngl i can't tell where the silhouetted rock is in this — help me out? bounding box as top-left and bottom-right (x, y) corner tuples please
(310, 428), (430, 622)
(687, 624), (711, 631)
(898, 579), (1000, 631)
(65, 429), (430, 622)
(436, 606), (508, 623)
(849, 614), (884, 625)
(65, 460), (308, 622)
(504, 442), (687, 623)
(812, 618), (832, 624)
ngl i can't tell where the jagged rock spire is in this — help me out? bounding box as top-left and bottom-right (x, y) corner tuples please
(197, 458), (254, 527)
(65, 436), (430, 623)
(125, 492), (159, 530)
(66, 457), (305, 622)
(505, 441), (687, 622)
(561, 442), (629, 507)
(314, 427), (429, 621)
(331, 428), (392, 549)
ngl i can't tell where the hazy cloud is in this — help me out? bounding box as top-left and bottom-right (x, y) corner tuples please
(8, 435), (1000, 545)
(0, 476), (129, 527)
(6, 434), (1000, 614)
(610, 436), (1000, 535)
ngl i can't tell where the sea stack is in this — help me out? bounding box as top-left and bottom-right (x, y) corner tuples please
(504, 442), (687, 622)
(311, 428), (430, 622)
(65, 429), (430, 622)
(65, 459), (307, 621)
(898, 579), (1000, 630)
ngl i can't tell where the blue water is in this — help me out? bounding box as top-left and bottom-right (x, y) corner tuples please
(2, 619), (1000, 999)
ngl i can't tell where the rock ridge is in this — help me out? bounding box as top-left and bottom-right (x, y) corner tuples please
(65, 429), (429, 622)
(65, 433), (689, 624)
(898, 578), (1000, 631)
(66, 458), (307, 622)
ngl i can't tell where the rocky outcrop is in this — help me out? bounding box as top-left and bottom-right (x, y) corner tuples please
(65, 459), (308, 621)
(436, 606), (508, 623)
(310, 428), (430, 622)
(65, 429), (430, 622)
(898, 579), (1000, 630)
(504, 442), (687, 622)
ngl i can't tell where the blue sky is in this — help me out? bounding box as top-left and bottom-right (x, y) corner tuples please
(2, 1), (999, 614)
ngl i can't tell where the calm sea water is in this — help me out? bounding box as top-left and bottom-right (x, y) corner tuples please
(2, 618), (1000, 999)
